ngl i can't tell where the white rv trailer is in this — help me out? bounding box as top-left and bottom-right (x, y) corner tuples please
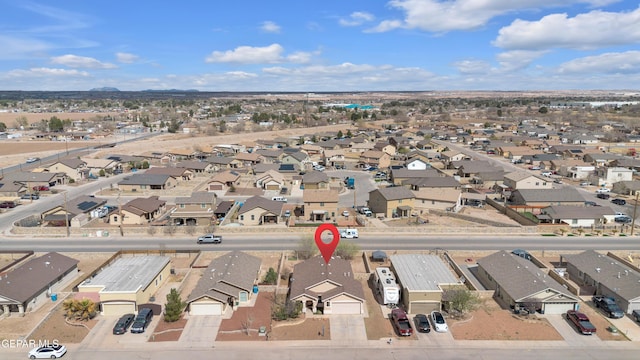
(374, 267), (400, 305)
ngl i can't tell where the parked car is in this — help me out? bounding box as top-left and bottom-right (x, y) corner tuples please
(390, 308), (413, 336)
(632, 309), (640, 322)
(580, 181), (591, 187)
(584, 201), (598, 207)
(596, 193), (610, 200)
(595, 188), (611, 194)
(565, 310), (596, 335)
(592, 296), (624, 319)
(614, 216), (632, 224)
(342, 210), (350, 217)
(541, 171), (552, 177)
(430, 311), (448, 332)
(130, 308), (153, 333)
(414, 313), (431, 333)
(528, 166), (541, 170)
(26, 157), (40, 164)
(511, 249), (532, 260)
(28, 344), (67, 359)
(113, 313), (135, 335)
(197, 234), (222, 244)
(611, 198), (626, 205)
(20, 194), (40, 200)
(32, 185), (50, 191)
(0, 201), (16, 208)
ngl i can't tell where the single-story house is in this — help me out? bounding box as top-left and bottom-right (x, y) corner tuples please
(476, 251), (579, 314)
(289, 256), (365, 315)
(77, 255), (171, 316)
(562, 250), (640, 314)
(537, 205), (616, 227)
(390, 254), (463, 314)
(237, 196), (283, 225)
(41, 195), (107, 227)
(0, 253), (79, 316)
(186, 251), (261, 315)
(118, 174), (178, 191)
(207, 170), (241, 191)
(110, 196), (166, 225)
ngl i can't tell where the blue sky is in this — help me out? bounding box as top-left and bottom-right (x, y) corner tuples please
(1, 0), (639, 91)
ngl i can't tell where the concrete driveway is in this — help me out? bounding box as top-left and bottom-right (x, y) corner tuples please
(544, 314), (602, 345)
(330, 315), (367, 344)
(80, 315), (155, 350)
(179, 315), (221, 346)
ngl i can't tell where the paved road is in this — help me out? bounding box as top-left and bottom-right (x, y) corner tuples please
(1, 234), (639, 252)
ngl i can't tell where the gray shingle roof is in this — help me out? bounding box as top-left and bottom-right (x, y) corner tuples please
(477, 251), (577, 302)
(562, 250), (640, 303)
(238, 195), (283, 215)
(370, 186), (415, 201)
(511, 188), (585, 204)
(118, 173), (172, 186)
(0, 252), (78, 304)
(187, 251), (261, 303)
(303, 171), (329, 184)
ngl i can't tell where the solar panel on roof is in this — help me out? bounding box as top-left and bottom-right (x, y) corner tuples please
(76, 201), (98, 211)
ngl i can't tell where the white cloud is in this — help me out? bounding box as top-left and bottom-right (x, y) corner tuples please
(0, 35), (51, 60)
(452, 59), (492, 74)
(496, 50), (547, 71)
(51, 54), (117, 69)
(494, 8), (640, 50)
(557, 51), (640, 74)
(7, 67), (90, 78)
(339, 11), (375, 26)
(371, 0), (623, 33)
(205, 44), (312, 64)
(260, 21), (281, 33)
(116, 52), (140, 64)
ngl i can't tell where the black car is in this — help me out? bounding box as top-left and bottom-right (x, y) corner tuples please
(611, 198), (626, 205)
(130, 308), (153, 333)
(592, 296), (624, 318)
(414, 314), (431, 333)
(113, 313), (135, 335)
(596, 193), (610, 200)
(0, 201), (16, 208)
(614, 216), (632, 224)
(584, 201), (599, 207)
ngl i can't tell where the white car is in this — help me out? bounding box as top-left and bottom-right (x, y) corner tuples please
(26, 157), (40, 163)
(430, 311), (448, 332)
(595, 188), (611, 194)
(28, 344), (67, 359)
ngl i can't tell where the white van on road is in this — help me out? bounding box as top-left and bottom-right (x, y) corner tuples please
(340, 229), (359, 239)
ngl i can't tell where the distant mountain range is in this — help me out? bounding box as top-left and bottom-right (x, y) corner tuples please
(88, 87), (200, 92)
(89, 87), (120, 92)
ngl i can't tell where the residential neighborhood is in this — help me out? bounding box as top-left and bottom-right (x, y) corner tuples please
(1, 91), (640, 356)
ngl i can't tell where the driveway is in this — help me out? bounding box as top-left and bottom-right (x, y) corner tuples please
(79, 315), (155, 350)
(544, 314), (602, 345)
(330, 315), (367, 343)
(180, 315), (222, 346)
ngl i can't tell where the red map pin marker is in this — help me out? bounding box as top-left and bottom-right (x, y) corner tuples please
(314, 223), (340, 264)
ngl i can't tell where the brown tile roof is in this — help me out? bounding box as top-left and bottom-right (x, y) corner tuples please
(145, 167), (191, 177)
(289, 257), (364, 302)
(0, 252), (78, 304)
(371, 186), (415, 201)
(302, 171), (329, 184)
(122, 196), (165, 215)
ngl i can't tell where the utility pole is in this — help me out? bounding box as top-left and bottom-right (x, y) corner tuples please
(63, 192), (70, 237)
(117, 190), (124, 236)
(631, 192), (639, 236)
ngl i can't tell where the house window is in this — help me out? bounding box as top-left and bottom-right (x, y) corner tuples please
(422, 200), (425, 203)
(141, 185), (146, 189)
(535, 182), (539, 186)
(113, 216), (118, 222)
(331, 212), (335, 217)
(159, 274), (162, 281)
(240, 215), (244, 221)
(320, 202), (325, 206)
(180, 204), (185, 208)
(251, 215), (255, 221)
(572, 219), (578, 224)
(155, 279), (158, 286)
(326, 302), (330, 307)
(201, 203), (206, 208)
(399, 199), (403, 203)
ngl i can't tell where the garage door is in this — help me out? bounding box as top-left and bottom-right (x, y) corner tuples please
(266, 185), (280, 190)
(409, 302), (440, 315)
(102, 302), (136, 316)
(542, 302), (575, 314)
(190, 302), (223, 316)
(209, 184), (223, 191)
(331, 302), (362, 315)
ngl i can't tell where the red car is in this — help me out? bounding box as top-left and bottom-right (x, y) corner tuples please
(32, 185), (50, 191)
(0, 201), (16, 208)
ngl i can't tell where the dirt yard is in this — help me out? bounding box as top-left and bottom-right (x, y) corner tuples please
(28, 305), (98, 343)
(449, 299), (562, 340)
(150, 315), (187, 342)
